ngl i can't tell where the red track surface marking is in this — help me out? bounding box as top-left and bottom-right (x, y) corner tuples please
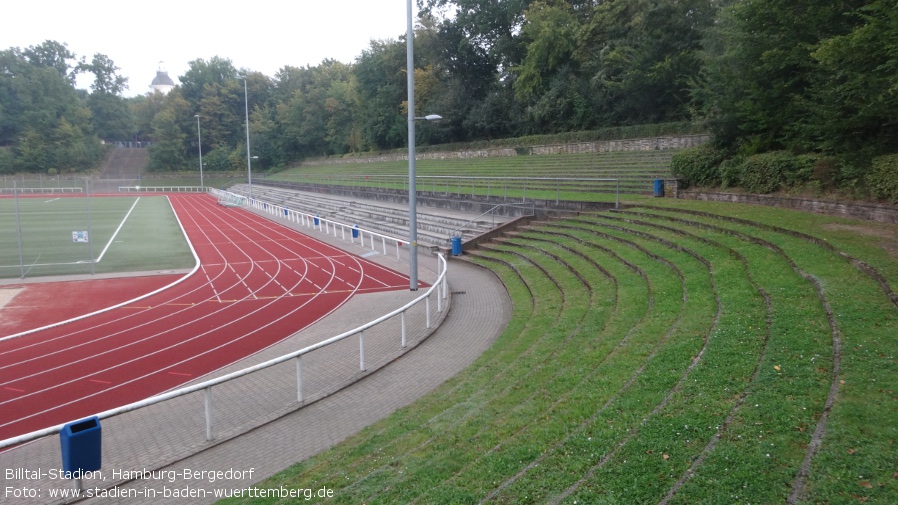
(0, 276), (179, 337)
(0, 193), (413, 441)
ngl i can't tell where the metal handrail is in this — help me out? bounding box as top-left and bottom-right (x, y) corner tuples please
(447, 202), (536, 238)
(243, 192), (408, 259)
(0, 192), (448, 450)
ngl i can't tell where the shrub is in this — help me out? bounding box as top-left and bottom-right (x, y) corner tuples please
(867, 153), (898, 203)
(670, 144), (724, 188)
(739, 151), (815, 194)
(719, 155), (745, 189)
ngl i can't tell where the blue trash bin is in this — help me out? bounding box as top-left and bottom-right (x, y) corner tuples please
(653, 179), (665, 197)
(352, 225), (359, 238)
(451, 236), (462, 256)
(313, 214), (320, 226)
(60, 416), (102, 474)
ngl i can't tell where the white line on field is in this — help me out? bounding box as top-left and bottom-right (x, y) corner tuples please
(95, 197), (140, 263)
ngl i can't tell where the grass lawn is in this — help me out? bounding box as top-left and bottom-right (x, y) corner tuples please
(218, 196), (898, 504)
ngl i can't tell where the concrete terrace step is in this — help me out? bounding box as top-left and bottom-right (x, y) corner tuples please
(229, 184), (505, 248)
(100, 147), (148, 178)
(243, 185), (490, 232)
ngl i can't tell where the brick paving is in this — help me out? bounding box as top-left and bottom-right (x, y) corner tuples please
(0, 201), (511, 504)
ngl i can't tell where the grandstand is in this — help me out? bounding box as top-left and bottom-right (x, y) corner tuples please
(228, 183), (519, 249)
(272, 149), (676, 197)
(246, 195), (898, 503)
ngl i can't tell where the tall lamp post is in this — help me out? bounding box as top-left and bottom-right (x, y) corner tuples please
(407, 0), (443, 290)
(239, 75), (252, 199)
(194, 114), (204, 189)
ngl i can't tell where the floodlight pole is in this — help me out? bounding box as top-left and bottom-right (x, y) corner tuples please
(240, 75), (252, 200)
(405, 0), (443, 291)
(195, 114), (204, 190)
(406, 0), (418, 291)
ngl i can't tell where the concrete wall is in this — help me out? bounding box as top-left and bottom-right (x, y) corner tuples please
(528, 135), (710, 155)
(258, 180), (618, 219)
(299, 134), (710, 166)
(679, 191), (898, 225)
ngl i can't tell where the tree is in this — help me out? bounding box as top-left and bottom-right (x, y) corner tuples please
(80, 53), (128, 95)
(0, 42), (102, 172)
(577, 0), (714, 125)
(147, 93), (191, 171)
(807, 0), (898, 157)
(421, 0), (533, 75)
(696, 0), (867, 153)
(514, 0), (581, 102)
(353, 40), (408, 150)
(197, 82), (243, 148)
(20, 40), (81, 84)
(87, 92), (134, 139)
(178, 56), (239, 106)
(130, 91), (168, 141)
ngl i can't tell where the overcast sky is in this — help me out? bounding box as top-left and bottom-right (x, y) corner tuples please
(2, 0), (413, 97)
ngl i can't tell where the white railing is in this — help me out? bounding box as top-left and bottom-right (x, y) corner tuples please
(1, 191), (449, 468)
(240, 191), (409, 260)
(0, 187), (83, 194)
(117, 186), (206, 192)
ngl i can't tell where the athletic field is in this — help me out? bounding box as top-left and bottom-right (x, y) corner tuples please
(0, 195), (194, 279)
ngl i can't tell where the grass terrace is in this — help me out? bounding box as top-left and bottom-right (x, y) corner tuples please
(222, 198), (898, 504)
(266, 151), (676, 202)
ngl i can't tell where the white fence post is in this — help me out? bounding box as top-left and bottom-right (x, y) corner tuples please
(295, 356), (304, 403)
(401, 311), (407, 348)
(204, 387), (213, 441)
(359, 331), (366, 371)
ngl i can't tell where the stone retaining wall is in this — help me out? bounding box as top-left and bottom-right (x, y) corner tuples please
(300, 134), (710, 166)
(528, 134), (710, 155)
(679, 191), (898, 225)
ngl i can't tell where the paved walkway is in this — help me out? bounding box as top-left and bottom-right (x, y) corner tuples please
(1, 200), (511, 504)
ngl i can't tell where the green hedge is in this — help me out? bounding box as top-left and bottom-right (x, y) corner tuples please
(738, 151), (816, 193)
(669, 144), (724, 187)
(867, 153), (898, 203)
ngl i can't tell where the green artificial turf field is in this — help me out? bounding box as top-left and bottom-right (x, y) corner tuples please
(0, 195), (194, 279)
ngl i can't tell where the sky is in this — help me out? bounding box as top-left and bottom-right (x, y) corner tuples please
(2, 0), (413, 97)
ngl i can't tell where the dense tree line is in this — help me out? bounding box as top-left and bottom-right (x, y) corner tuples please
(1, 0), (895, 200)
(672, 0), (898, 200)
(0, 41), (131, 174)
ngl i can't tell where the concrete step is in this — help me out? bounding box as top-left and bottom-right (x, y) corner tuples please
(228, 184), (496, 248)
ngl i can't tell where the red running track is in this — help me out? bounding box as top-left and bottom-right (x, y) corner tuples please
(0, 193), (414, 441)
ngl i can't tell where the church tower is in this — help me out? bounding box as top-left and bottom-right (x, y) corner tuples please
(150, 62), (175, 94)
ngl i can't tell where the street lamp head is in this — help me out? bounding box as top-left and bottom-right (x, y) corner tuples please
(424, 114), (442, 121)
(194, 114), (200, 118)
(251, 156), (259, 159)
